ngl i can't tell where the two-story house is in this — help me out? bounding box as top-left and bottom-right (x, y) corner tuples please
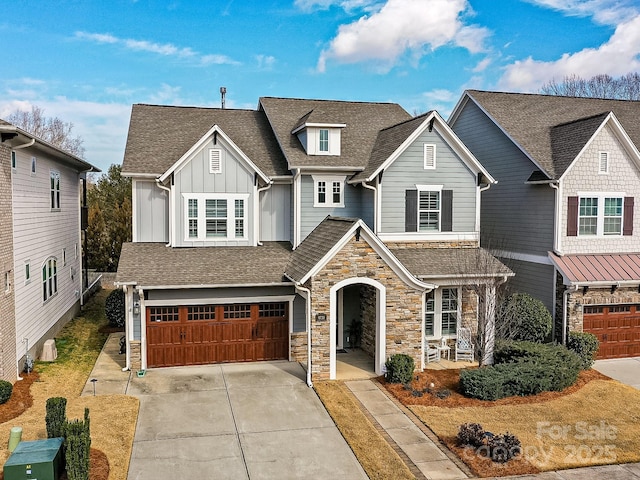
(116, 97), (511, 383)
(450, 90), (640, 359)
(0, 119), (98, 381)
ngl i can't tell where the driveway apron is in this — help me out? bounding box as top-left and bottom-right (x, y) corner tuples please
(126, 361), (367, 480)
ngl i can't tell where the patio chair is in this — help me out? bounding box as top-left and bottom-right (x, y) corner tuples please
(426, 340), (441, 363)
(455, 327), (474, 362)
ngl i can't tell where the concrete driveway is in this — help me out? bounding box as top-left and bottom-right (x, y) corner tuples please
(126, 361), (367, 480)
(594, 356), (640, 389)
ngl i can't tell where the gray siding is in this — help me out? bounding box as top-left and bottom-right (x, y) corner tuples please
(380, 128), (477, 233)
(134, 181), (168, 242)
(501, 257), (556, 313)
(299, 175), (363, 241)
(260, 183), (291, 242)
(173, 136), (255, 247)
(293, 294), (306, 332)
(360, 187), (374, 230)
(452, 101), (555, 256)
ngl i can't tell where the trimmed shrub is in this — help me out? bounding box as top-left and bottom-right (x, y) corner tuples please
(488, 432), (522, 463)
(105, 289), (126, 328)
(385, 354), (415, 384)
(498, 293), (552, 342)
(460, 341), (582, 400)
(0, 380), (13, 405)
(567, 331), (599, 369)
(65, 408), (91, 480)
(46, 397), (67, 439)
(457, 423), (485, 448)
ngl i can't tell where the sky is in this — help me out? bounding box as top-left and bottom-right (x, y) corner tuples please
(1, 0), (639, 173)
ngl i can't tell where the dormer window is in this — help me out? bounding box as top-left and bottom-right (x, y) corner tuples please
(319, 129), (329, 152)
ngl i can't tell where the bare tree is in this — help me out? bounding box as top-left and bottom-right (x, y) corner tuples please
(541, 72), (640, 100)
(6, 105), (85, 157)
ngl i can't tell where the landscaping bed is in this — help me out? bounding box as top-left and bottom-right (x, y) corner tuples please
(383, 368), (640, 477)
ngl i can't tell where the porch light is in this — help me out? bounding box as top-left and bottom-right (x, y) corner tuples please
(133, 301), (140, 316)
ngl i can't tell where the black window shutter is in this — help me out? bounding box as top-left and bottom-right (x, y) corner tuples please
(567, 196), (578, 236)
(624, 197), (634, 236)
(405, 190), (417, 232)
(441, 190), (453, 232)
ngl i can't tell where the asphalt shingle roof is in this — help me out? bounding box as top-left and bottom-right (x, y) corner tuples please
(116, 242), (293, 287)
(466, 90), (640, 179)
(122, 104), (288, 177)
(259, 97), (412, 170)
(285, 217), (359, 283)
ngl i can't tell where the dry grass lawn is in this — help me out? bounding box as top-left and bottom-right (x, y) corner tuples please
(314, 381), (415, 480)
(0, 289), (139, 480)
(387, 368), (640, 477)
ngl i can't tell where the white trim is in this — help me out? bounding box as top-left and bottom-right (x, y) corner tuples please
(181, 193), (249, 242)
(423, 143), (436, 169)
(424, 286), (462, 340)
(144, 295), (296, 307)
(575, 192), (626, 237)
(131, 179), (138, 241)
(598, 151), (610, 174)
(330, 277), (386, 379)
(49, 170), (61, 210)
(312, 175), (346, 208)
(24, 260), (31, 285)
(116, 282), (295, 290)
(209, 148), (222, 174)
(492, 249), (554, 265)
(377, 232), (479, 242)
(294, 169), (301, 247)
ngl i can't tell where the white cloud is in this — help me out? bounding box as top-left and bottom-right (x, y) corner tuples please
(295, 0), (381, 12)
(472, 57), (492, 73)
(74, 31), (240, 66)
(524, 0), (638, 25)
(316, 0), (489, 72)
(498, 14), (640, 91)
(147, 84), (184, 105)
(255, 54), (276, 69)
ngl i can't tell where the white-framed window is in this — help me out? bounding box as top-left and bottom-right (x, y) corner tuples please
(183, 193), (249, 241)
(578, 193), (624, 236)
(31, 157), (37, 175)
(598, 151), (609, 174)
(424, 143), (436, 169)
(312, 175), (345, 207)
(42, 257), (58, 302)
(425, 287), (460, 338)
(11, 151), (16, 171)
(24, 260), (31, 285)
(4, 271), (10, 294)
(209, 149), (222, 174)
(50, 171), (60, 209)
(417, 185), (443, 232)
(319, 129), (329, 152)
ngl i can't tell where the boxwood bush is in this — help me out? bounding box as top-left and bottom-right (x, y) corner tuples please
(0, 380), (12, 404)
(567, 331), (599, 369)
(497, 293), (552, 343)
(384, 354), (414, 384)
(105, 288), (126, 328)
(460, 341), (582, 400)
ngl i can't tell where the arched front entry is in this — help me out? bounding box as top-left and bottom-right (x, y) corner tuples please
(329, 277), (386, 380)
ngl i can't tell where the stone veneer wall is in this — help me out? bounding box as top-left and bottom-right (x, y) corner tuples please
(566, 285), (640, 334)
(290, 332), (308, 364)
(130, 341), (141, 371)
(360, 284), (376, 358)
(0, 144), (17, 381)
(308, 236), (424, 380)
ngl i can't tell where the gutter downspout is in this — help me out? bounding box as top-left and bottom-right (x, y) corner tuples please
(12, 138), (35, 150)
(361, 181), (378, 233)
(295, 284), (313, 387)
(121, 284), (132, 372)
(256, 182), (273, 246)
(155, 179), (172, 247)
(563, 284), (579, 346)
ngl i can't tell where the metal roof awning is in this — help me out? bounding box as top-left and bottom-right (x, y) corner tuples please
(549, 252), (640, 287)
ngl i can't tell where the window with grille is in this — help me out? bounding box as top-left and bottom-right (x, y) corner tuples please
(149, 307), (180, 322)
(259, 302), (286, 318)
(188, 199), (198, 238)
(578, 195), (623, 236)
(235, 199), (244, 237)
(42, 257), (58, 302)
(441, 288), (458, 335)
(224, 304), (251, 319)
(187, 305), (216, 320)
(424, 291), (435, 336)
(424, 287), (460, 338)
(419, 191), (440, 231)
(319, 129), (329, 152)
(50, 171), (60, 209)
(206, 199), (227, 237)
(313, 175), (345, 207)
(183, 194), (248, 241)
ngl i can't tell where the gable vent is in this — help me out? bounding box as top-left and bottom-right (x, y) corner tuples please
(424, 144), (436, 169)
(209, 149), (222, 174)
(599, 151), (609, 174)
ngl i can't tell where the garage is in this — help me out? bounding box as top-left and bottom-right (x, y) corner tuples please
(583, 304), (640, 359)
(146, 302), (289, 367)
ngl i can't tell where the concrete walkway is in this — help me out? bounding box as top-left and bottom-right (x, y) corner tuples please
(594, 356), (640, 390)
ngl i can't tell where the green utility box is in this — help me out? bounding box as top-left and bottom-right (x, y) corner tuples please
(3, 437), (64, 480)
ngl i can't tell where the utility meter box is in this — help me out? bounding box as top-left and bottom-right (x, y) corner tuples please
(3, 437), (64, 480)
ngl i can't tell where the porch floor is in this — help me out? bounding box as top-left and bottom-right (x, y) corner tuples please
(336, 348), (378, 380)
(425, 358), (478, 370)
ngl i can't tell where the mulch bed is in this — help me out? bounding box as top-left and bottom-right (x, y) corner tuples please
(0, 373), (109, 480)
(383, 367), (609, 408)
(382, 368), (612, 477)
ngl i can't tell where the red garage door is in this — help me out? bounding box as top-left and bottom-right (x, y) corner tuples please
(146, 302), (289, 368)
(583, 304), (640, 359)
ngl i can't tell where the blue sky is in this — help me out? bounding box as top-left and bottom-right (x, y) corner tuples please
(1, 0), (639, 173)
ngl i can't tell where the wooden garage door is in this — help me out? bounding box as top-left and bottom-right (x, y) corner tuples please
(583, 304), (640, 359)
(146, 302), (288, 368)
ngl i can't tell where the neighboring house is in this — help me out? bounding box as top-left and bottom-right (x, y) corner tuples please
(116, 97), (511, 382)
(450, 90), (640, 359)
(0, 119), (98, 381)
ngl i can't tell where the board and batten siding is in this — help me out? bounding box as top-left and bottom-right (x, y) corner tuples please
(451, 100), (555, 256)
(299, 175), (363, 241)
(260, 183), (291, 242)
(172, 137), (255, 247)
(379, 128), (477, 234)
(133, 180), (168, 243)
(11, 147), (83, 364)
(561, 123), (640, 254)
